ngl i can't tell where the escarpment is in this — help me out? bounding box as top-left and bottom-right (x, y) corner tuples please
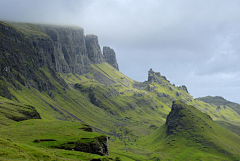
(36, 25), (92, 74)
(0, 22), (120, 95)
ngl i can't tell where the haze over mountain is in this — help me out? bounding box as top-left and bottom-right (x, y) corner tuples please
(0, 0), (240, 104)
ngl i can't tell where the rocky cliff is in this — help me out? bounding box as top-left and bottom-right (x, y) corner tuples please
(36, 25), (92, 74)
(103, 46), (119, 70)
(85, 34), (105, 64)
(0, 21), (119, 97)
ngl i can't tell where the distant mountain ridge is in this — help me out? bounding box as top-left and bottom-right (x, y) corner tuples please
(196, 96), (240, 115)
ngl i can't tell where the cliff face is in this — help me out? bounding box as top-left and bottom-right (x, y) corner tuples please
(103, 46), (119, 70)
(86, 34), (105, 64)
(0, 22), (119, 96)
(36, 25), (92, 74)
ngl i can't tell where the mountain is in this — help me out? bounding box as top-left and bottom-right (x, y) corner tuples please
(1, 21), (240, 160)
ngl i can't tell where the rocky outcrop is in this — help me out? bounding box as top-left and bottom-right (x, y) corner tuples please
(56, 136), (109, 156)
(103, 46), (119, 70)
(89, 93), (101, 107)
(166, 101), (186, 135)
(148, 68), (162, 83)
(85, 34), (105, 64)
(178, 85), (189, 94)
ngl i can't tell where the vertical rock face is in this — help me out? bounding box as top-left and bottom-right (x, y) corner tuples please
(85, 34), (105, 64)
(37, 25), (92, 75)
(103, 46), (119, 70)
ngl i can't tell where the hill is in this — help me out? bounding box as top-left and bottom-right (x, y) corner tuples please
(197, 96), (240, 115)
(143, 100), (240, 160)
(197, 96), (240, 136)
(1, 21), (240, 160)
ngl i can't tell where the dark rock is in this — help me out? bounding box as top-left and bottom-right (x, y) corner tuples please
(103, 94), (109, 99)
(34, 139), (56, 143)
(89, 93), (101, 107)
(216, 106), (221, 111)
(148, 68), (162, 83)
(74, 83), (83, 90)
(179, 85), (189, 94)
(85, 34), (104, 64)
(109, 111), (116, 115)
(168, 86), (174, 91)
(128, 103), (135, 110)
(157, 93), (169, 98)
(48, 90), (55, 100)
(166, 102), (186, 135)
(57, 136), (109, 156)
(150, 125), (158, 130)
(176, 92), (183, 97)
(108, 88), (118, 97)
(80, 125), (93, 132)
(103, 46), (119, 70)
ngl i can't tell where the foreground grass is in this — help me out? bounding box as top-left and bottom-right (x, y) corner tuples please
(0, 119), (109, 161)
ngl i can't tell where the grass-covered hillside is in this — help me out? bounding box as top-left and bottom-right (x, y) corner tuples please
(197, 96), (240, 115)
(197, 96), (240, 136)
(1, 21), (240, 160)
(143, 101), (240, 160)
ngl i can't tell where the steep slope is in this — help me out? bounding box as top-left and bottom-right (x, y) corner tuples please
(143, 101), (240, 160)
(1, 21), (240, 160)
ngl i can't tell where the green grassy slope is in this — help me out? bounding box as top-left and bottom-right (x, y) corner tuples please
(143, 101), (240, 160)
(197, 96), (240, 136)
(197, 96), (240, 115)
(0, 120), (109, 161)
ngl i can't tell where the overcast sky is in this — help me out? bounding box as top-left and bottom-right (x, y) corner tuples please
(1, 0), (240, 103)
